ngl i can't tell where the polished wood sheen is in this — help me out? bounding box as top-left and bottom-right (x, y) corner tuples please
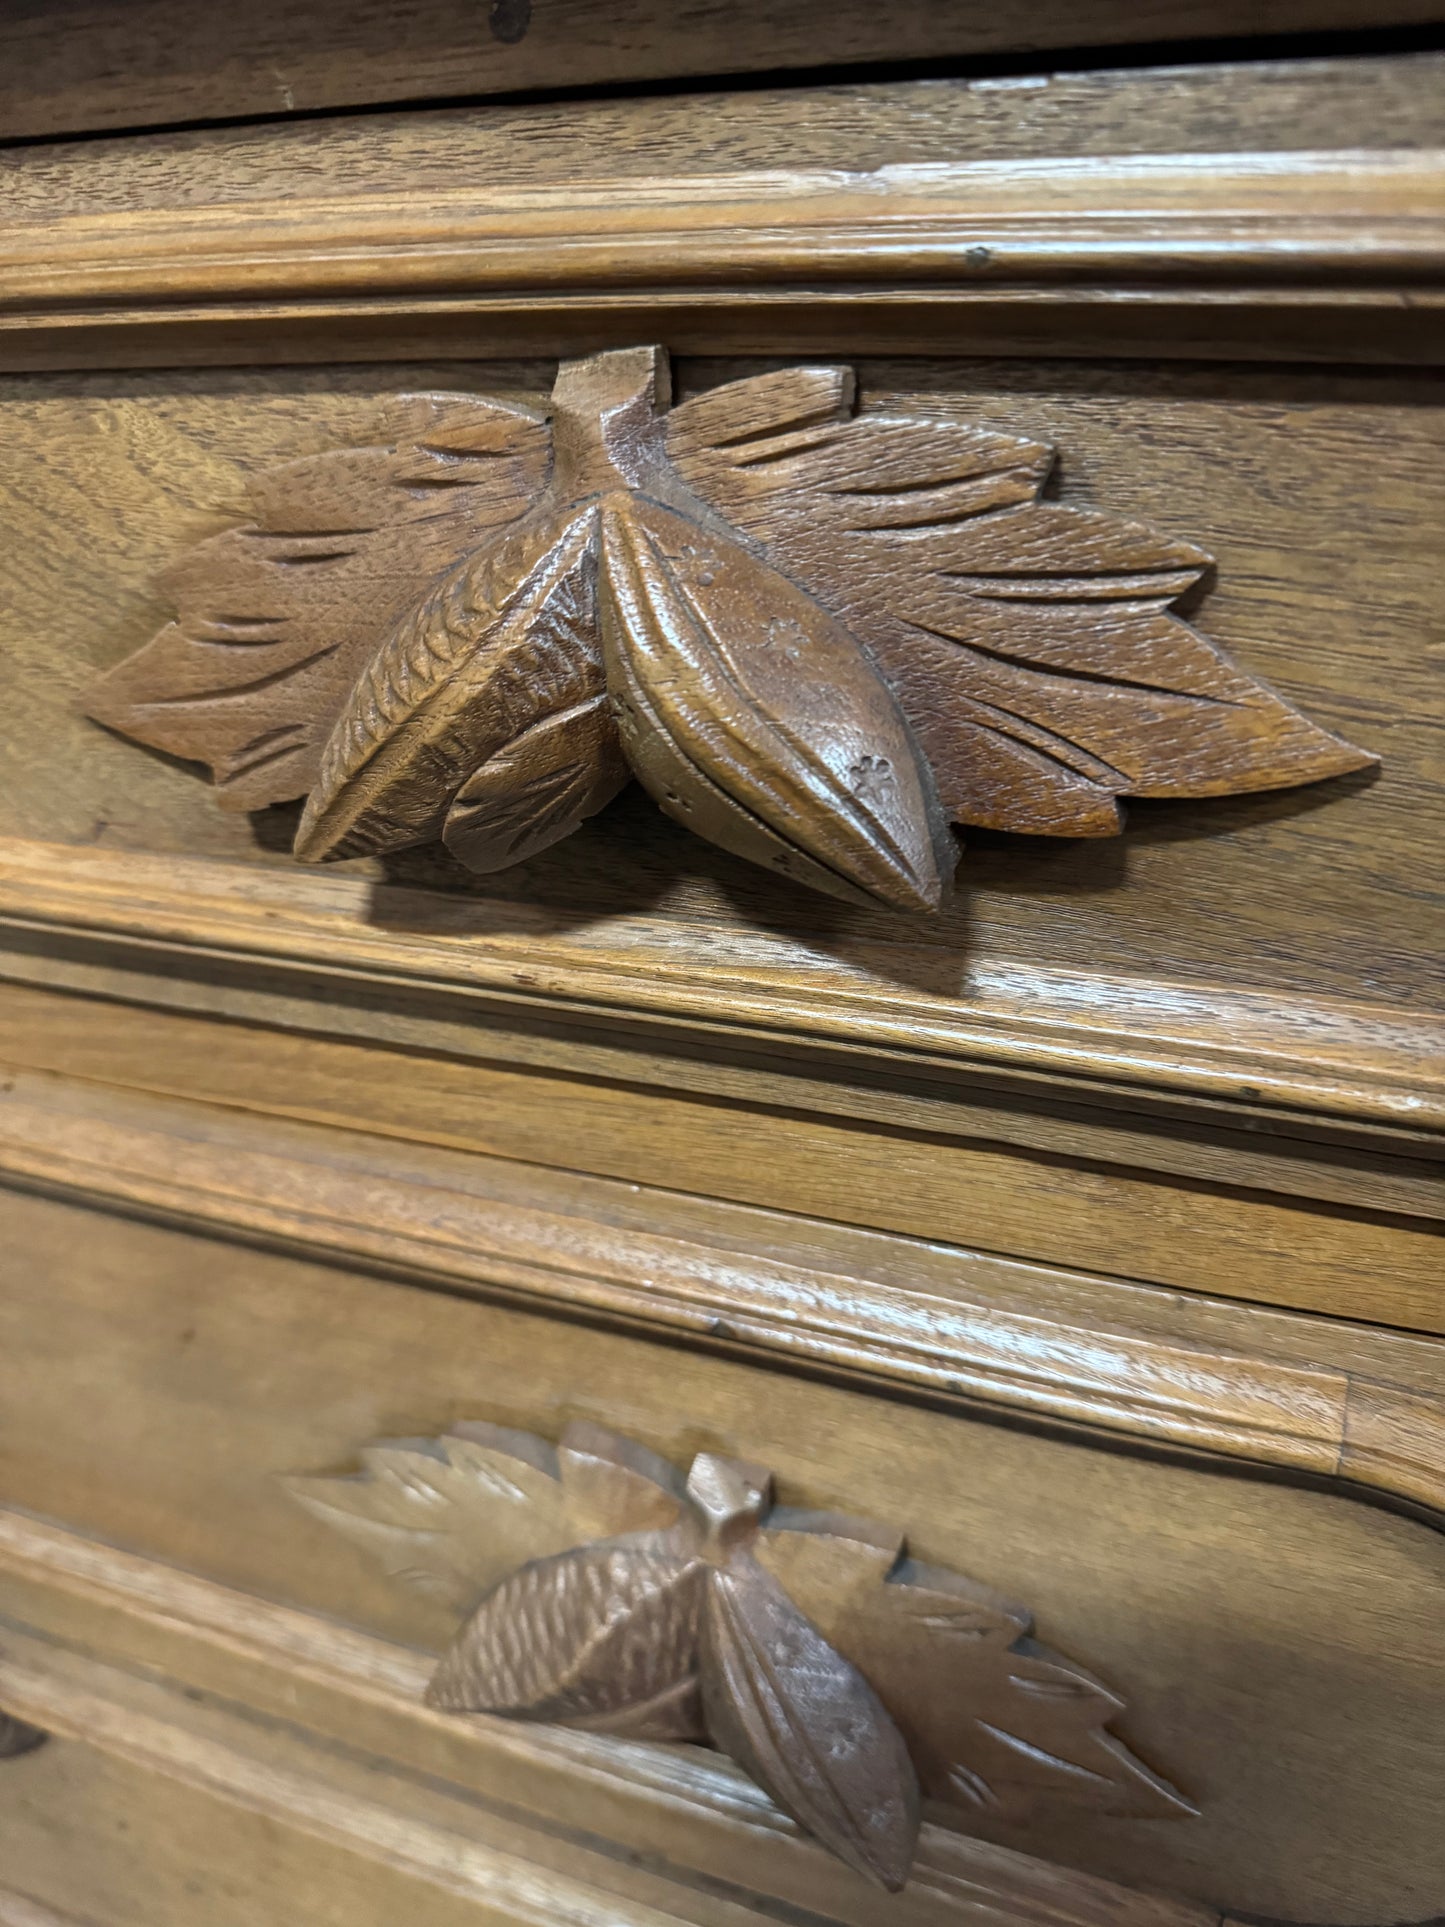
(5, 149), (1443, 369)
(86, 346), (1371, 914)
(0, 36), (1440, 1927)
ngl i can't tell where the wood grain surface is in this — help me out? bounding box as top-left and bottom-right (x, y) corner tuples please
(0, 1184), (1440, 1920)
(2, 4), (1441, 142)
(1, 985), (1439, 1331)
(85, 348), (1372, 909)
(8, 58), (1443, 224)
(3, 148), (1441, 369)
(0, 1065), (1440, 1503)
(0, 1512), (1221, 1927)
(1, 53), (1441, 1923)
(0, 1890), (98, 1927)
(1, 360), (1439, 1060)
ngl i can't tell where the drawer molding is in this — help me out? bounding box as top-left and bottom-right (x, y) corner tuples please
(6, 3), (1443, 143)
(2, 150), (1442, 371)
(0, 1508), (1213, 1927)
(1, 1067), (1439, 1517)
(3, 837), (1440, 1138)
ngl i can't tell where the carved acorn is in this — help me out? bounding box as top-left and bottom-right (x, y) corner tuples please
(287, 1418), (1195, 1892)
(88, 346), (1375, 913)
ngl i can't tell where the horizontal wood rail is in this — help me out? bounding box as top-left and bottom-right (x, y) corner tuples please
(0, 839), (1439, 1137)
(0, 1068), (1438, 1515)
(7, 154), (1444, 302)
(2, 152), (1441, 367)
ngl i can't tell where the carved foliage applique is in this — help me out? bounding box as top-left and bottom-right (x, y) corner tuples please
(88, 346), (1375, 913)
(287, 1420), (1194, 1890)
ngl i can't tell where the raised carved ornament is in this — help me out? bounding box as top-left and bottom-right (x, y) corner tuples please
(288, 1419), (1193, 1889)
(87, 348), (1373, 913)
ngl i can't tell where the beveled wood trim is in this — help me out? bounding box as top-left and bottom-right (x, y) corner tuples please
(0, 1507), (1217, 1927)
(0, 1643), (700, 1927)
(2, 152), (1441, 369)
(1, 1069), (1438, 1515)
(1, 838), (1439, 1137)
(11, 154), (1440, 300)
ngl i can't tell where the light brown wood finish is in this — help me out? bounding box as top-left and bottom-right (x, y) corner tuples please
(1, 991), (1439, 1333)
(1, 877), (1438, 1226)
(4, 151), (1442, 369)
(0, 1183), (1441, 1920)
(9, 58), (1444, 224)
(3, 356), (1437, 1050)
(2, 5), (1440, 142)
(293, 1416), (1187, 1887)
(1, 1066), (1441, 1511)
(1, 43), (1442, 1926)
(0, 1519), (1221, 1927)
(86, 349), (1370, 907)
(0, 1641), (736, 1927)
(4, 831), (1440, 1139)
(0, 1892), (102, 1927)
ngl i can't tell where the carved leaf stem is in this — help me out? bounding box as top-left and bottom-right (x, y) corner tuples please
(88, 346), (1375, 912)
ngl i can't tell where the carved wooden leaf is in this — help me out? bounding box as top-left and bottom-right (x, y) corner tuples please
(85, 394), (551, 812)
(427, 1539), (706, 1736)
(284, 1419), (689, 1617)
(552, 1418), (690, 1541)
(667, 368), (1375, 836)
(755, 1517), (1194, 1825)
(294, 505), (608, 863)
(442, 689), (628, 871)
(700, 1553), (921, 1892)
(292, 1417), (1194, 1890)
(599, 491), (955, 913)
(283, 1426), (578, 1612)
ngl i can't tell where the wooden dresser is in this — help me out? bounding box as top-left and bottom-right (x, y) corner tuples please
(0, 11), (1441, 1924)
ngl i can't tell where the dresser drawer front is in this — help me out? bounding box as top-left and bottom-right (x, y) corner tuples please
(2, 1170), (1441, 1923)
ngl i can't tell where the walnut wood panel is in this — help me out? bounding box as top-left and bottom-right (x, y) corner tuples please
(3, 152), (1441, 370)
(0, 1523), (1216, 1927)
(1, 360), (1437, 1042)
(1, 953), (1438, 1234)
(2, 993), (1439, 1331)
(0, 1186), (1441, 1919)
(1, 5), (1437, 142)
(0, 1066), (1440, 1510)
(4, 853), (1441, 1161)
(10, 59), (1443, 224)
